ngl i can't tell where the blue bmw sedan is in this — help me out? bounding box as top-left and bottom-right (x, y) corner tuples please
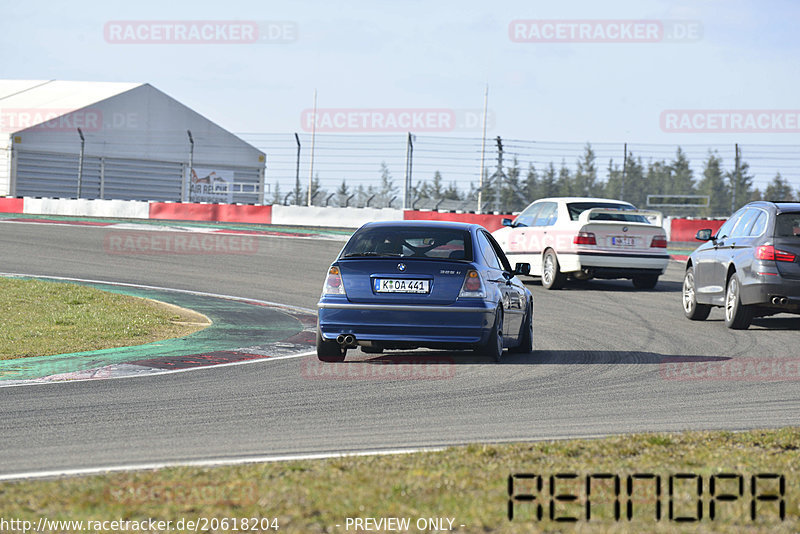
(316, 221), (533, 362)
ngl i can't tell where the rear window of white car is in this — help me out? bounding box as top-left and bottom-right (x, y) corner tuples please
(567, 202), (648, 223)
(341, 227), (473, 260)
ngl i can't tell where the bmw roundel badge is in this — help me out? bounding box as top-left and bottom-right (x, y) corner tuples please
(397, 263), (406, 271)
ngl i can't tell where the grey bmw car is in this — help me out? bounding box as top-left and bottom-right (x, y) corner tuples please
(683, 201), (800, 329)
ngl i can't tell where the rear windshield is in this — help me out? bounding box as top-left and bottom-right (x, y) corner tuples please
(775, 212), (800, 237)
(567, 202), (648, 223)
(341, 227), (472, 260)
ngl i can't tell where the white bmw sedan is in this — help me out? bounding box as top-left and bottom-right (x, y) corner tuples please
(492, 197), (670, 289)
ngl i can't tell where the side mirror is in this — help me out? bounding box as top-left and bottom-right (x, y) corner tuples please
(695, 229), (713, 241)
(513, 262), (531, 276)
(502, 218), (514, 227)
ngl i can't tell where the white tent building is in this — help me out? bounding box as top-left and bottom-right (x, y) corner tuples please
(0, 80), (265, 203)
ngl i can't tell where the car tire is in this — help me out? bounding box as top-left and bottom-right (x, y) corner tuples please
(632, 275), (659, 289)
(509, 301), (533, 354)
(682, 269), (711, 321)
(480, 309), (504, 362)
(541, 250), (566, 290)
(724, 273), (753, 329)
(317, 328), (345, 362)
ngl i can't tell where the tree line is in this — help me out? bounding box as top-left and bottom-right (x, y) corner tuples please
(273, 144), (799, 217)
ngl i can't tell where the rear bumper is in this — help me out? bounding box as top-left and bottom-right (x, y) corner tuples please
(740, 276), (800, 310)
(317, 300), (496, 345)
(559, 251), (669, 275)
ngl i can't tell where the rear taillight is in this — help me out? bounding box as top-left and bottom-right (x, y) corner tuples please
(756, 245), (797, 262)
(574, 232), (596, 245)
(459, 269), (486, 298)
(651, 235), (668, 248)
(323, 265), (346, 295)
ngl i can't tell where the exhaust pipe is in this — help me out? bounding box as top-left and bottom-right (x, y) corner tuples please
(771, 296), (789, 306)
(336, 334), (357, 347)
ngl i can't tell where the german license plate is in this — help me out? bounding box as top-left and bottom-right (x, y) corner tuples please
(612, 237), (635, 246)
(374, 279), (430, 293)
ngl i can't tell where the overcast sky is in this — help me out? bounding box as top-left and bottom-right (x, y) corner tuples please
(2, 0), (799, 192)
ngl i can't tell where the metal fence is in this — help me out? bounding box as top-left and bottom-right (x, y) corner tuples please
(240, 133), (800, 213)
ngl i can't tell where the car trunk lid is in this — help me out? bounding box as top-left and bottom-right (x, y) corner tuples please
(577, 209), (667, 254)
(337, 258), (468, 305)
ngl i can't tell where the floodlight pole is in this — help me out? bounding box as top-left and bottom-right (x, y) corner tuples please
(187, 130), (194, 202)
(477, 84), (488, 214)
(308, 89), (317, 206)
(732, 143), (740, 213)
(621, 142), (627, 201)
(294, 133), (301, 206)
(77, 128), (85, 198)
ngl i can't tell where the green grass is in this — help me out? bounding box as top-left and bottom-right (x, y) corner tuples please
(1, 428), (797, 533)
(0, 278), (209, 359)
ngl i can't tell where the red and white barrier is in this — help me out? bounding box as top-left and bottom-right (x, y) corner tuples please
(2, 197), (717, 245)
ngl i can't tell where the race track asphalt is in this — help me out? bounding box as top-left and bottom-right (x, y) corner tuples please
(1, 222), (798, 476)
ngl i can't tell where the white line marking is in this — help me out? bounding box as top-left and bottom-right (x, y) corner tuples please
(0, 274), (318, 388)
(0, 272), (316, 315)
(0, 218), (349, 241)
(0, 447), (445, 482)
(0, 351), (317, 389)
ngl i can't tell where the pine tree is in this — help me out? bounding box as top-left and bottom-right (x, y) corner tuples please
(444, 181), (462, 201)
(303, 174), (324, 205)
(524, 164), (540, 202)
(726, 160), (755, 211)
(556, 160), (572, 196)
(622, 152), (645, 207)
(697, 152), (729, 217)
(501, 157), (526, 212)
(763, 172), (796, 201)
(271, 181), (282, 205)
(604, 160), (623, 200)
(667, 147), (695, 196)
(336, 179), (350, 207)
(574, 143), (598, 196)
(378, 162), (397, 207)
(645, 160), (669, 198)
(541, 163), (557, 198)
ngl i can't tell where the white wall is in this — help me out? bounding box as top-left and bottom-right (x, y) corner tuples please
(272, 205), (404, 228)
(23, 197), (150, 219)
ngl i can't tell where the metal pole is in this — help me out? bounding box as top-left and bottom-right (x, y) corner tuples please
(187, 130), (194, 202)
(494, 136), (503, 213)
(403, 132), (411, 209)
(308, 89), (317, 206)
(732, 143), (740, 213)
(477, 84), (488, 213)
(76, 128), (85, 198)
(294, 133), (301, 206)
(621, 142), (627, 201)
